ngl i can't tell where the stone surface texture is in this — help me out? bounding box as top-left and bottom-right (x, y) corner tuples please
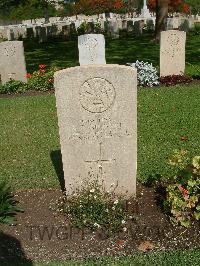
(78, 34), (106, 65)
(160, 30), (186, 77)
(0, 41), (27, 84)
(55, 65), (137, 197)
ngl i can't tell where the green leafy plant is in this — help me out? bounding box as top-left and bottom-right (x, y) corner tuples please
(0, 181), (23, 225)
(77, 22), (103, 36)
(164, 150), (200, 227)
(27, 64), (57, 91)
(62, 176), (135, 236)
(0, 80), (27, 94)
(194, 22), (200, 35)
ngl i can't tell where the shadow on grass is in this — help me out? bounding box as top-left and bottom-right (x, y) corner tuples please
(50, 150), (65, 191)
(24, 37), (79, 73)
(24, 32), (200, 74)
(0, 232), (33, 265)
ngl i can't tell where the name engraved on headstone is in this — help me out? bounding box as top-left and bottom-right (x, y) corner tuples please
(69, 116), (133, 143)
(79, 77), (116, 113)
(8, 72), (16, 80)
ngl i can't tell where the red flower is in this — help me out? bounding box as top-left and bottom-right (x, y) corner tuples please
(39, 64), (46, 69)
(26, 73), (32, 78)
(178, 185), (189, 196)
(39, 69), (46, 73)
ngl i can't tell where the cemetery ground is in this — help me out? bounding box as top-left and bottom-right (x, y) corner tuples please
(1, 33), (200, 264)
(1, 84), (200, 264)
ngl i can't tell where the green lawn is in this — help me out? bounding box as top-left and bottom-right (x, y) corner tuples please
(1, 32), (200, 265)
(1, 83), (200, 189)
(24, 32), (200, 77)
(36, 249), (200, 265)
(3, 249), (200, 266)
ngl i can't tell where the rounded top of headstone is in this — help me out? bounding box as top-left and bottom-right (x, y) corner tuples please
(54, 64), (136, 79)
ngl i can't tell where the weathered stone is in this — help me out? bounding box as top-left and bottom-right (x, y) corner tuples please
(160, 30), (186, 77)
(54, 65), (137, 197)
(26, 27), (34, 39)
(78, 34), (106, 65)
(0, 41), (27, 84)
(127, 20), (134, 32)
(179, 19), (190, 33)
(133, 20), (144, 36)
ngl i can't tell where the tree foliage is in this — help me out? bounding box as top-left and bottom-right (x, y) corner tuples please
(74, 0), (125, 15)
(185, 0), (200, 14)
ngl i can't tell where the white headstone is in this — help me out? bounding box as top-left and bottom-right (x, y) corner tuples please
(54, 65), (137, 197)
(78, 34), (106, 65)
(0, 41), (27, 84)
(160, 30), (186, 77)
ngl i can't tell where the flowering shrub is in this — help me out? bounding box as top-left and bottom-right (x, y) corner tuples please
(27, 64), (57, 91)
(61, 178), (135, 236)
(127, 61), (159, 87)
(164, 150), (200, 227)
(0, 64), (58, 94)
(0, 80), (27, 94)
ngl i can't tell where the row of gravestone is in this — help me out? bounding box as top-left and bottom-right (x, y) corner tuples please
(0, 19), (152, 42)
(49, 28), (188, 197)
(0, 30), (186, 85)
(0, 30), (187, 197)
(78, 30), (186, 78)
(54, 25), (184, 196)
(0, 23), (77, 43)
(0, 16), (195, 42)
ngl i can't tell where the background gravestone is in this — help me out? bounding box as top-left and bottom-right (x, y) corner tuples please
(0, 41), (27, 84)
(54, 65), (137, 197)
(160, 30), (186, 77)
(78, 34), (106, 65)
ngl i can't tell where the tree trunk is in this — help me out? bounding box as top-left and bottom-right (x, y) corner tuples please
(44, 6), (50, 24)
(155, 0), (168, 41)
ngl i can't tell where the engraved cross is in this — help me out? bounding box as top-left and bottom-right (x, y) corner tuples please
(84, 142), (116, 179)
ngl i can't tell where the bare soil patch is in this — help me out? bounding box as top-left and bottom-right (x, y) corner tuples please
(1, 184), (200, 264)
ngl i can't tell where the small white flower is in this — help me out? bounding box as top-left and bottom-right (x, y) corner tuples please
(112, 206), (115, 210)
(94, 222), (101, 228)
(90, 189), (95, 193)
(106, 209), (109, 212)
(123, 227), (127, 232)
(114, 199), (118, 205)
(94, 195), (97, 199)
(121, 220), (126, 224)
